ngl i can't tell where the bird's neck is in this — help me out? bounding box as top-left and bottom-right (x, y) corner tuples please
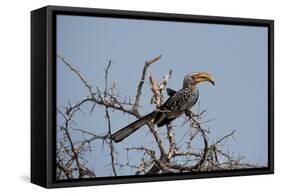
(185, 84), (196, 91)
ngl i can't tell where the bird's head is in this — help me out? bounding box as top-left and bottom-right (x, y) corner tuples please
(183, 72), (215, 88)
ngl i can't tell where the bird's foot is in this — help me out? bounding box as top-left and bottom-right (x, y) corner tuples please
(185, 110), (200, 120)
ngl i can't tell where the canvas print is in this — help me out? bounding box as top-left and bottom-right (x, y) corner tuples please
(56, 14), (268, 180)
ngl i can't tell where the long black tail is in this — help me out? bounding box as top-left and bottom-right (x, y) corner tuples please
(111, 111), (157, 143)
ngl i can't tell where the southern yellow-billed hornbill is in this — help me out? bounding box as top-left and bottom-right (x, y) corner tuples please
(111, 72), (215, 143)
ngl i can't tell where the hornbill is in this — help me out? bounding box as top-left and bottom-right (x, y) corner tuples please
(111, 72), (215, 143)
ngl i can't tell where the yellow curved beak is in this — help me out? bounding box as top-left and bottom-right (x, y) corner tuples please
(195, 72), (215, 86)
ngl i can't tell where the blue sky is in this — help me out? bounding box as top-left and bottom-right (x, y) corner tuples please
(57, 15), (268, 177)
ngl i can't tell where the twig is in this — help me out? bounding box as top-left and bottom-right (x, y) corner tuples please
(215, 130), (236, 145)
(57, 55), (93, 95)
(133, 55), (161, 112)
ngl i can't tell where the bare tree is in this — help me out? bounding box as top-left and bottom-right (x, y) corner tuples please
(56, 55), (258, 179)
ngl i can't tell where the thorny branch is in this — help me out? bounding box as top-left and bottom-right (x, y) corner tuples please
(103, 60), (117, 176)
(56, 55), (258, 179)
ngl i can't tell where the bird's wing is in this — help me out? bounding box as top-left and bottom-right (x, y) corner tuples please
(164, 88), (198, 111)
(166, 88), (177, 96)
(155, 88), (198, 127)
(154, 90), (179, 125)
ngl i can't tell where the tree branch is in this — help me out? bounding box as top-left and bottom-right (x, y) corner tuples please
(133, 55), (161, 112)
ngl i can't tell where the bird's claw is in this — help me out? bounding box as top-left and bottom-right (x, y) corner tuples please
(185, 110), (200, 120)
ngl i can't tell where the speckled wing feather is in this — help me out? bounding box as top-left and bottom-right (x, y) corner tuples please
(155, 87), (199, 127)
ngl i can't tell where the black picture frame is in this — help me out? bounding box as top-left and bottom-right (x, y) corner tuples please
(31, 5), (274, 188)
